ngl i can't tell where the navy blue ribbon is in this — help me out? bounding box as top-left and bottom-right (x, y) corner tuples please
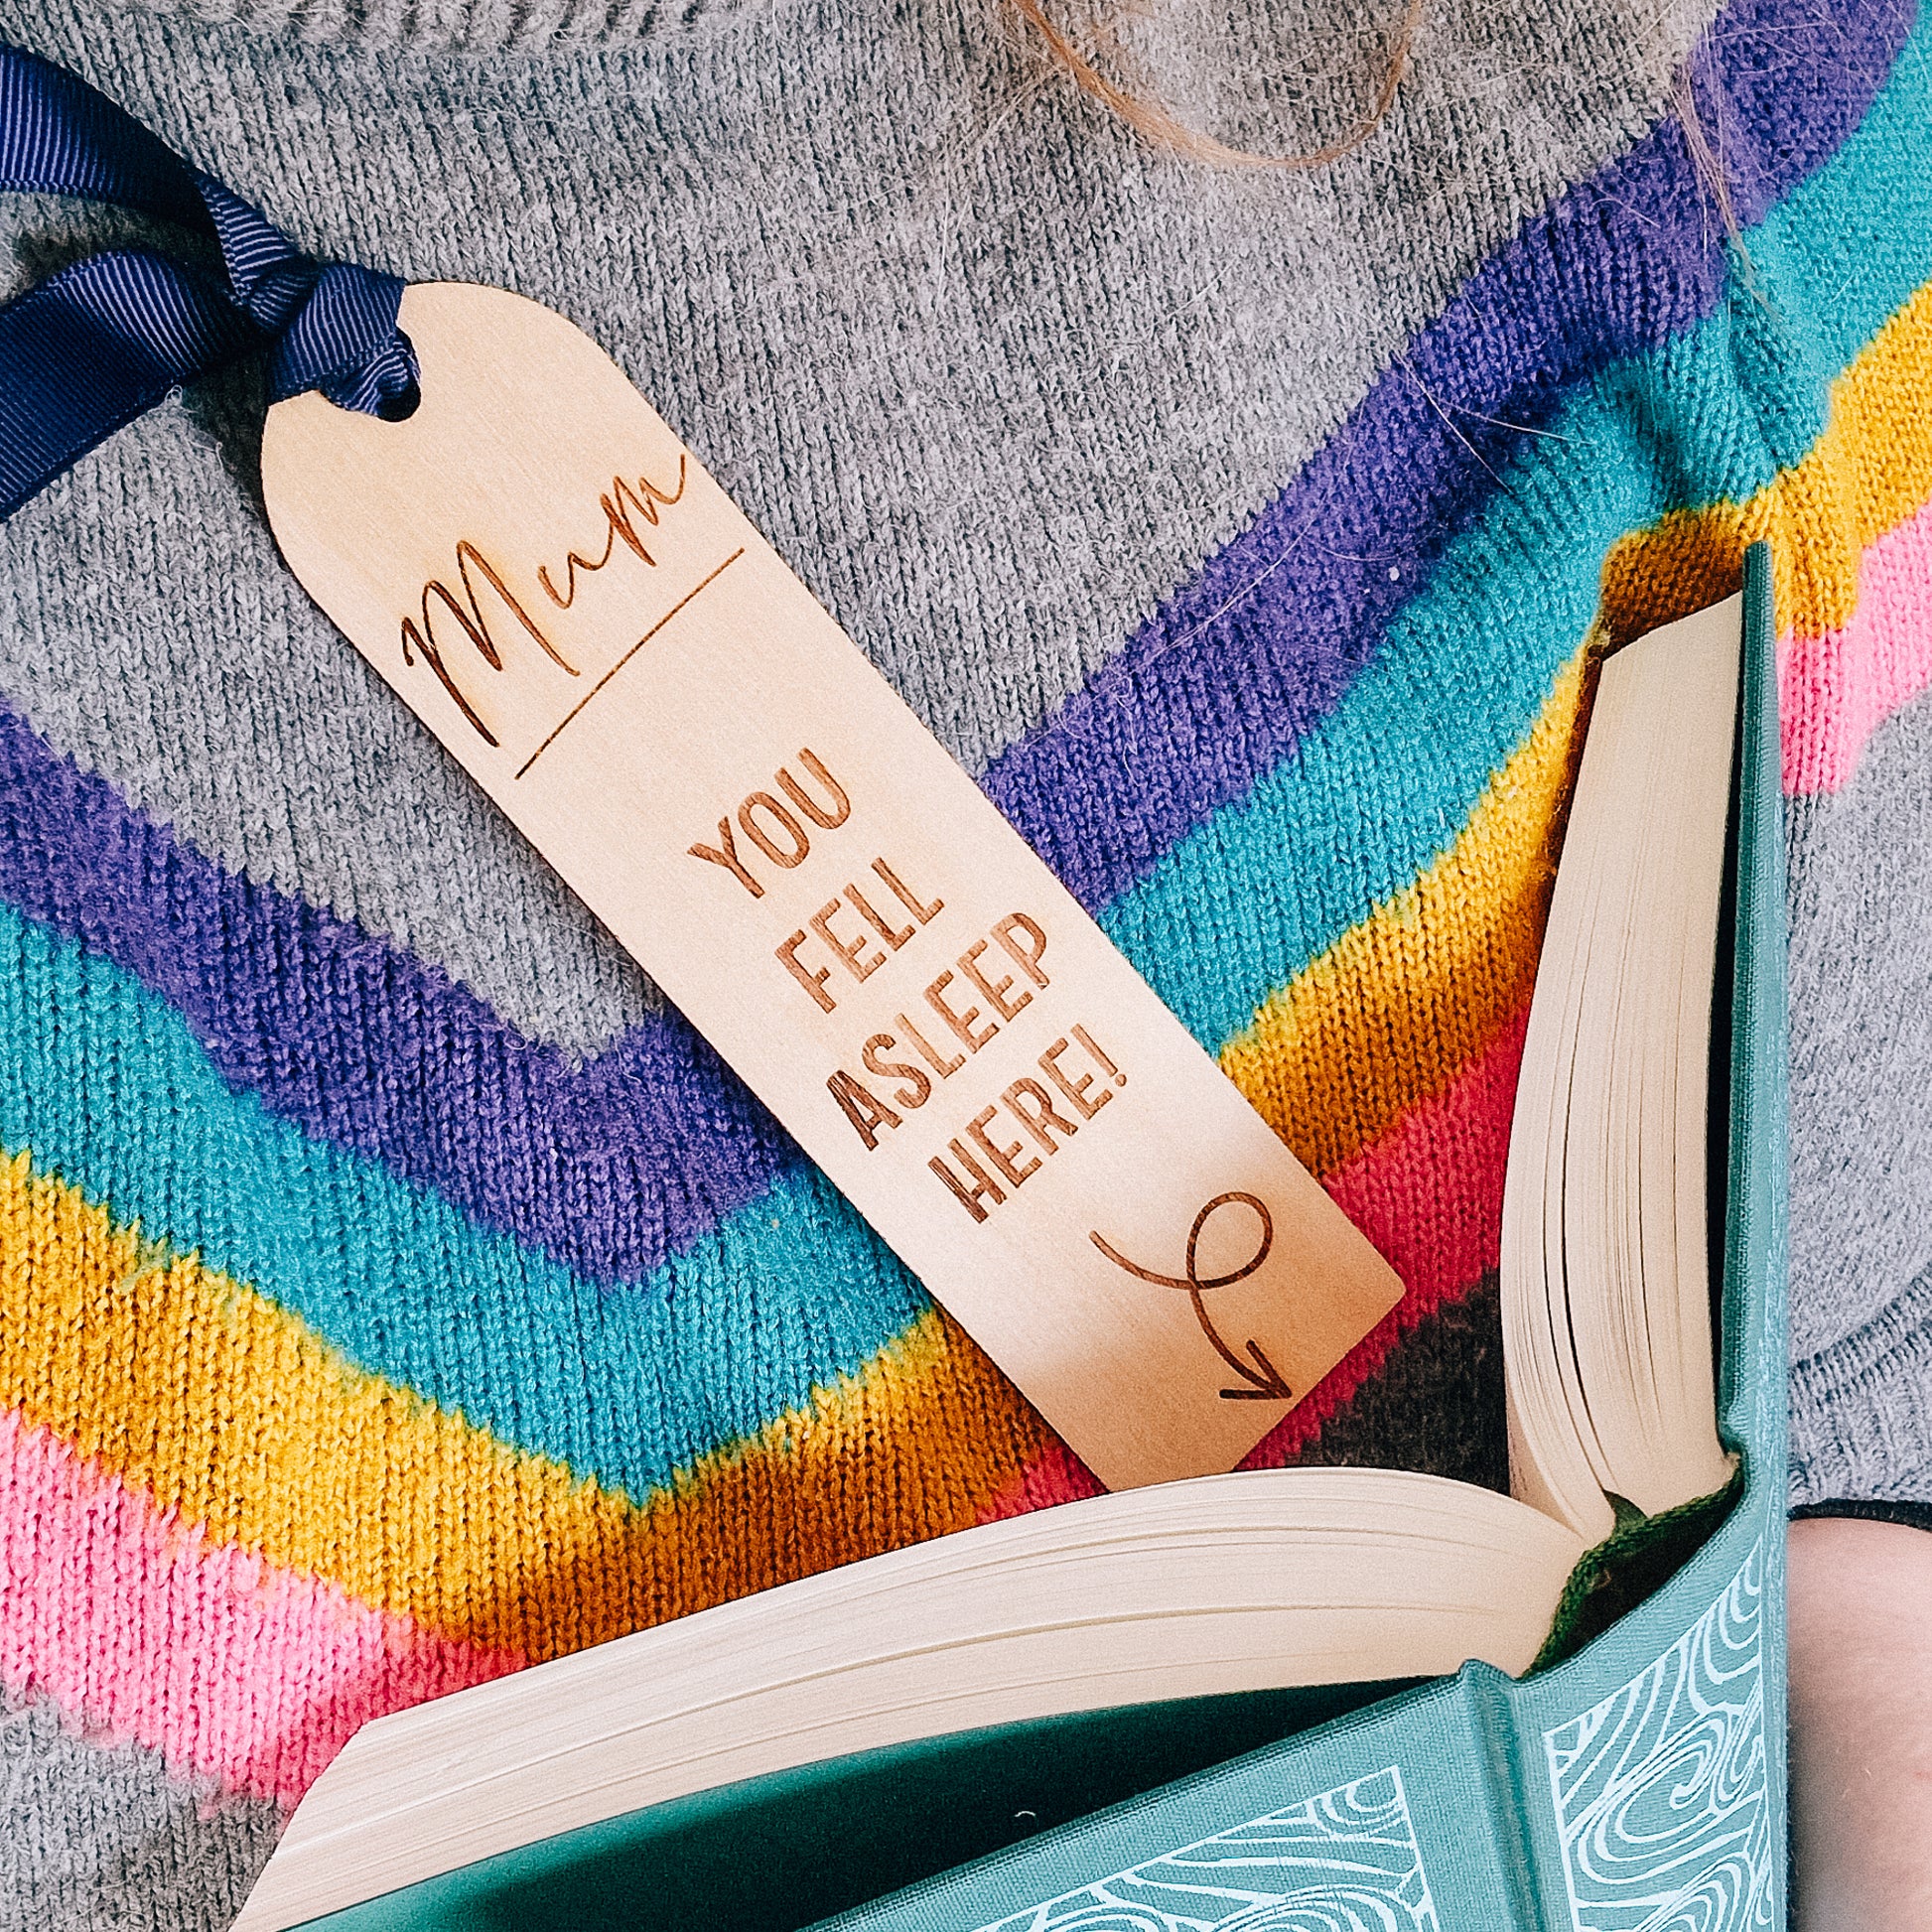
(0, 44), (418, 521)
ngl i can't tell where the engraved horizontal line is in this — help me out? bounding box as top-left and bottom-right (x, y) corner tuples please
(514, 547), (748, 779)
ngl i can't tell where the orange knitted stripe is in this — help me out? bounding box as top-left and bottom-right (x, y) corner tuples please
(0, 1150), (1043, 1662)
(1221, 647), (1587, 1180)
(1601, 278), (1932, 646)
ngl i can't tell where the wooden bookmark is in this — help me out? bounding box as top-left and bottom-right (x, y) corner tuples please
(260, 284), (1402, 1490)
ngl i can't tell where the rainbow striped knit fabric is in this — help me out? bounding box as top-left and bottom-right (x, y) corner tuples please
(2, 0), (1930, 1921)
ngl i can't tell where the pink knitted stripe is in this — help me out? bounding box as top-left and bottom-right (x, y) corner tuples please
(0, 1407), (521, 1807)
(1782, 491), (1932, 794)
(978, 1006), (1529, 1518)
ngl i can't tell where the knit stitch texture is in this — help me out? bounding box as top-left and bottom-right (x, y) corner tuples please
(0, 0), (1928, 1923)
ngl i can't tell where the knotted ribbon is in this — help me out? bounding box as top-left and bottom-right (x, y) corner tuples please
(0, 43), (418, 521)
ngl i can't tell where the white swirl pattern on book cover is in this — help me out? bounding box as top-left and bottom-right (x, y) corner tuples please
(1544, 1540), (1773, 1932)
(973, 1764), (1439, 1931)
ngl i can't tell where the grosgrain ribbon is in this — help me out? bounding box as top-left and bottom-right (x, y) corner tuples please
(0, 43), (418, 521)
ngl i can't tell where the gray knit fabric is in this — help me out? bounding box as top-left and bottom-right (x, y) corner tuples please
(0, 0), (1716, 1051)
(0, 1695), (280, 1932)
(1791, 1257), (1932, 1505)
(1787, 682), (1932, 1504)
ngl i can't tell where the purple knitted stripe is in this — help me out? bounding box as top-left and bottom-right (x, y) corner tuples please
(983, 0), (1906, 906)
(0, 0), (1903, 1288)
(0, 703), (795, 1283)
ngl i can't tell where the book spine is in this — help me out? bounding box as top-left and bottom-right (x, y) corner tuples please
(1463, 1667), (1552, 1931)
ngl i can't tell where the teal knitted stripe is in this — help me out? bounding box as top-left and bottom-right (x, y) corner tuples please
(1111, 20), (1932, 1049)
(0, 904), (922, 1508)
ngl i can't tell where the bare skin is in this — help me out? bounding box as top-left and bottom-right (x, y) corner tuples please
(1788, 1515), (1932, 1929)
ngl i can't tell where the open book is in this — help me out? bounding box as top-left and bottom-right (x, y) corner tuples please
(1502, 595), (1741, 1543)
(233, 594), (1745, 1932)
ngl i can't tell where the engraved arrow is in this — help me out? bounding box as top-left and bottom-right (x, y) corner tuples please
(1089, 1190), (1295, 1402)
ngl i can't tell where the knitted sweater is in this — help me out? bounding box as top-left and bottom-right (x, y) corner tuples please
(1, 0), (1928, 1922)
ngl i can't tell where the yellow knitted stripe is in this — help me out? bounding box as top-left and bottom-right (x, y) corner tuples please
(0, 672), (1599, 1664)
(1269, 283), (1932, 1180)
(1220, 647), (1587, 1180)
(1602, 278), (1932, 644)
(0, 1150), (1043, 1662)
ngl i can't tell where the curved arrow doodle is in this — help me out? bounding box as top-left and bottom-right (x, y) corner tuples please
(1089, 1190), (1294, 1401)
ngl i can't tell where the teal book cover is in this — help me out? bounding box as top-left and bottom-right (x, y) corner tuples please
(289, 544), (1786, 1932)
(802, 540), (1789, 1932)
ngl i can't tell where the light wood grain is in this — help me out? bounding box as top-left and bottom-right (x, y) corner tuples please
(261, 283), (1403, 1490)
